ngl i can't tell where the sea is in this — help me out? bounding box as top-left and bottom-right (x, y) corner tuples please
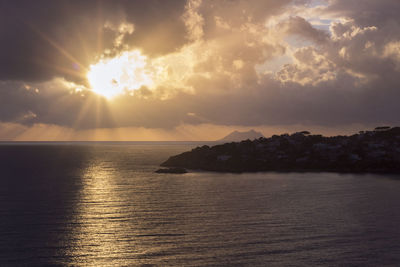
(1, 142), (400, 266)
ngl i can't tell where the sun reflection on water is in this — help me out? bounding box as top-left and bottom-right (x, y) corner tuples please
(68, 159), (135, 265)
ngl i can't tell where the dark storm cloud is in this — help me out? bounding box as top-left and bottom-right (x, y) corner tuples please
(0, 0), (187, 83)
(0, 79), (114, 128)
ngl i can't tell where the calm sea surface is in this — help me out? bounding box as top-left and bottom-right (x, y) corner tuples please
(1, 143), (400, 266)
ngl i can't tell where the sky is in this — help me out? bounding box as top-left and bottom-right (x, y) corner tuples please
(1, 0), (400, 141)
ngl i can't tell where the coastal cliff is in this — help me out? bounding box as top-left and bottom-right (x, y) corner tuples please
(161, 127), (400, 173)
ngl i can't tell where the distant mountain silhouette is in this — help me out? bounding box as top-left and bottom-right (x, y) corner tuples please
(219, 129), (264, 142)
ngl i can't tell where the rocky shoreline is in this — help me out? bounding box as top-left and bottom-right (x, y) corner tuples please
(161, 127), (400, 173)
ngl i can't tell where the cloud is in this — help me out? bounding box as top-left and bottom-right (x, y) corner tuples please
(277, 47), (337, 85)
(278, 16), (329, 44)
(325, 0), (400, 27)
(0, 78), (114, 128)
(1, 0), (400, 137)
(182, 0), (205, 42)
(0, 0), (187, 83)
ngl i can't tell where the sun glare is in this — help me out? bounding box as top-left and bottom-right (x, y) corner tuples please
(87, 50), (153, 99)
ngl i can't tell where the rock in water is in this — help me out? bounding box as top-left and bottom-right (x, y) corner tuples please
(155, 167), (188, 174)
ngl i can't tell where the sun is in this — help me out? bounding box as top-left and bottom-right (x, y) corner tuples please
(87, 50), (153, 99)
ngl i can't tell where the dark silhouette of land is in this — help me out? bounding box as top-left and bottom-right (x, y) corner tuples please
(161, 127), (400, 173)
(155, 167), (188, 174)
